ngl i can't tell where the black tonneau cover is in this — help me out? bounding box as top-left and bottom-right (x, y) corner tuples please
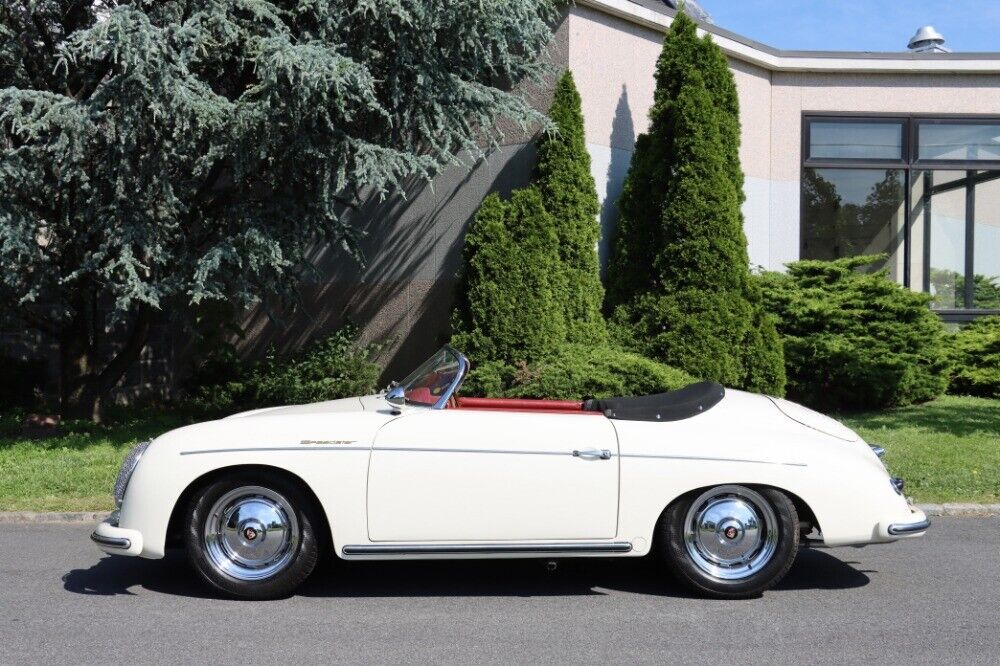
(583, 381), (725, 422)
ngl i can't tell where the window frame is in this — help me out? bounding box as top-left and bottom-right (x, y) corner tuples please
(801, 112), (1000, 321)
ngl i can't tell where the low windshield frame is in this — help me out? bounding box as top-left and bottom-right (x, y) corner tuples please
(397, 346), (469, 409)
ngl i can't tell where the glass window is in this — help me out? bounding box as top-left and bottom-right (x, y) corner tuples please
(809, 121), (903, 160)
(803, 115), (1000, 315)
(801, 168), (905, 280)
(399, 347), (464, 407)
(924, 171), (967, 310)
(918, 122), (1000, 161)
(972, 176), (1000, 309)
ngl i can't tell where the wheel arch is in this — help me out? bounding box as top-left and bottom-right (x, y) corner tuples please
(165, 464), (333, 552)
(653, 482), (821, 547)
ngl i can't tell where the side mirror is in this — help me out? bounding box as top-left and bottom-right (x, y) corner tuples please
(385, 385), (405, 408)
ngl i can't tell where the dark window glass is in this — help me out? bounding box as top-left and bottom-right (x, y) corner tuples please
(801, 168), (905, 280)
(809, 121), (903, 160)
(918, 123), (1000, 161)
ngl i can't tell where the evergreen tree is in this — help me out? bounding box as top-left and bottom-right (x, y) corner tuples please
(608, 12), (785, 394)
(0, 0), (557, 419)
(606, 10), (741, 309)
(534, 71), (607, 343)
(451, 190), (567, 364)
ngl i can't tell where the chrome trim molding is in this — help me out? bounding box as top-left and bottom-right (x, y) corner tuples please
(181, 446), (372, 456)
(380, 446), (572, 457)
(179, 446), (807, 467)
(341, 541), (633, 556)
(90, 532), (131, 549)
(870, 445), (886, 458)
(620, 453), (807, 467)
(888, 518), (931, 535)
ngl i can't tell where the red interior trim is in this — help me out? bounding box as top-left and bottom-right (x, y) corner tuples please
(453, 396), (599, 415)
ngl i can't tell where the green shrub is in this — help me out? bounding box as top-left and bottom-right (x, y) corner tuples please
(451, 189), (567, 364)
(461, 344), (695, 401)
(947, 316), (1000, 398)
(759, 256), (950, 411)
(606, 12), (784, 395)
(185, 325), (380, 415)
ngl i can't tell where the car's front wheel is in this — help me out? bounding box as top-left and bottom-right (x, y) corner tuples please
(185, 471), (321, 599)
(658, 484), (799, 598)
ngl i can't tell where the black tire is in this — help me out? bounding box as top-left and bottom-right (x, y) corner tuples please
(184, 470), (322, 599)
(657, 485), (799, 599)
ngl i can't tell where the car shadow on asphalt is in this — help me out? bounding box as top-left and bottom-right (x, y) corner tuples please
(62, 547), (869, 600)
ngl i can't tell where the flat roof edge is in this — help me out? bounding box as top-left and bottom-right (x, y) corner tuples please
(578, 0), (1000, 73)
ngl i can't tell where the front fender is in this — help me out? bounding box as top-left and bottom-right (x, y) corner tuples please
(118, 412), (391, 558)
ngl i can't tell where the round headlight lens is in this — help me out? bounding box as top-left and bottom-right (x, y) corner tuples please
(114, 438), (153, 508)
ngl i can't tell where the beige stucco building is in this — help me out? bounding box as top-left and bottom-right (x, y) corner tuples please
(575, 1), (1000, 320)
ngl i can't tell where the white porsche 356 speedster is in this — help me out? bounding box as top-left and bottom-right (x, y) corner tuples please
(92, 346), (928, 599)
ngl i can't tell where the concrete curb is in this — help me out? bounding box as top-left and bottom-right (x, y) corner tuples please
(0, 511), (107, 523)
(0, 504), (998, 523)
(917, 503), (1000, 517)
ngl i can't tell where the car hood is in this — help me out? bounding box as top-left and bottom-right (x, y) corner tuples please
(225, 394), (385, 419)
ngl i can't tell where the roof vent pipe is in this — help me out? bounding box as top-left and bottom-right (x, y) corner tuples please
(907, 26), (951, 53)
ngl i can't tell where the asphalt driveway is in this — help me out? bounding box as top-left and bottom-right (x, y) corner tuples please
(2, 518), (998, 665)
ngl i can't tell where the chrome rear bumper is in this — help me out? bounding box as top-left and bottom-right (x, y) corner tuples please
(887, 517), (931, 536)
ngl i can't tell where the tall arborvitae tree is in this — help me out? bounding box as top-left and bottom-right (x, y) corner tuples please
(0, 0), (557, 419)
(534, 71), (607, 343)
(451, 190), (567, 364)
(608, 11), (785, 394)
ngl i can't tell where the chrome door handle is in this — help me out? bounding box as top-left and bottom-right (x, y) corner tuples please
(573, 449), (612, 460)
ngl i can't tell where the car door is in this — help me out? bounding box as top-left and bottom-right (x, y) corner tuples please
(367, 408), (619, 542)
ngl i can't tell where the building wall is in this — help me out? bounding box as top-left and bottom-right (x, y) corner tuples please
(568, 3), (1000, 277)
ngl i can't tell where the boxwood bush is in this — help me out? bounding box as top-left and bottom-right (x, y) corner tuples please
(461, 344), (695, 401)
(758, 255), (950, 411)
(185, 325), (380, 415)
(946, 316), (1000, 398)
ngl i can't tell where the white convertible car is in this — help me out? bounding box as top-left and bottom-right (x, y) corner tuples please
(92, 346), (928, 599)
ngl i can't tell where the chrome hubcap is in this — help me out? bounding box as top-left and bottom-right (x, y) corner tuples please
(203, 486), (299, 581)
(683, 486), (778, 581)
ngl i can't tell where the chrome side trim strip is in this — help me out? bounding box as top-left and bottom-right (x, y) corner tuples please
(341, 541), (633, 556)
(180, 446), (373, 455)
(180, 446), (805, 466)
(619, 453), (807, 467)
(888, 518), (931, 535)
(378, 446), (570, 457)
(91, 532), (131, 549)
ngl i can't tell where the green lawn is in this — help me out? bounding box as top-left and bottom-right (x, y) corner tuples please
(0, 395), (997, 511)
(0, 410), (191, 512)
(840, 395), (1000, 504)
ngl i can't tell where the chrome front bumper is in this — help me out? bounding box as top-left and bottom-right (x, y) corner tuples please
(887, 516), (931, 536)
(91, 511), (144, 556)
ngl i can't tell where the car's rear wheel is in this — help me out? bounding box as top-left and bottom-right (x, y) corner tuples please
(185, 471), (321, 599)
(658, 485), (798, 598)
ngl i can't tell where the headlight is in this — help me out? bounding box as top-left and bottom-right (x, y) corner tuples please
(114, 439), (153, 508)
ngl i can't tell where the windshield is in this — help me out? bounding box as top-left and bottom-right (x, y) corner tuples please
(398, 347), (466, 407)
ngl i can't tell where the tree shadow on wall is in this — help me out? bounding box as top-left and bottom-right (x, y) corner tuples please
(599, 84), (635, 275)
(232, 143), (539, 382)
